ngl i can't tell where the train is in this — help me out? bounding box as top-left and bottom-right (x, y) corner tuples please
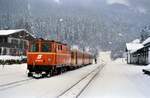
(27, 39), (93, 78)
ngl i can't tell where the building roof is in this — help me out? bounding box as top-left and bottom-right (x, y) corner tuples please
(126, 43), (144, 51)
(142, 37), (150, 45)
(0, 29), (24, 35)
(0, 29), (35, 38)
(132, 39), (140, 44)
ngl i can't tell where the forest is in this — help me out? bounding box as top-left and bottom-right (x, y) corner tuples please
(0, 0), (150, 59)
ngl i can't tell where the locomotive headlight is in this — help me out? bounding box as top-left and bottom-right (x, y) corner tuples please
(48, 58), (51, 62)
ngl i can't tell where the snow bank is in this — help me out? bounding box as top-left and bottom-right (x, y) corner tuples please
(0, 55), (26, 61)
(0, 55), (27, 65)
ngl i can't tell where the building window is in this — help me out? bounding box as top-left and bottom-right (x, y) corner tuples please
(0, 37), (3, 42)
(23, 41), (27, 49)
(0, 37), (7, 43)
(4, 37), (7, 42)
(19, 40), (24, 49)
(3, 48), (6, 55)
(12, 39), (18, 45)
(10, 49), (17, 56)
(0, 48), (1, 55)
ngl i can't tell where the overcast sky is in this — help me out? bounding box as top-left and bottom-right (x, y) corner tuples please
(51, 0), (149, 14)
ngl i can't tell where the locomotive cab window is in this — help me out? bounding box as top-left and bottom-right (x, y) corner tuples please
(30, 43), (39, 52)
(41, 43), (51, 52)
(58, 45), (62, 51)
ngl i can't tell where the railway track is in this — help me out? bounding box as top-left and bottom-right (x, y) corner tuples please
(0, 78), (33, 91)
(58, 64), (105, 98)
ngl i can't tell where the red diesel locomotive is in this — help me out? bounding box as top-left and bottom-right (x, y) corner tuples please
(27, 39), (93, 78)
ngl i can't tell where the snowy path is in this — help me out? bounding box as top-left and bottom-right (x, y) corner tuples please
(0, 64), (100, 98)
(79, 59), (150, 98)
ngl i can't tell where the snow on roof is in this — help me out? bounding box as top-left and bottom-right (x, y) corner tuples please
(0, 29), (36, 38)
(126, 43), (144, 51)
(132, 39), (140, 44)
(0, 29), (24, 35)
(142, 37), (150, 45)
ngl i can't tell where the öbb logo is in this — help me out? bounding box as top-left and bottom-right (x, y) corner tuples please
(37, 55), (43, 59)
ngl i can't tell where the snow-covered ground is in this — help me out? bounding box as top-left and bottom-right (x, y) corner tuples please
(79, 58), (150, 98)
(0, 64), (29, 86)
(59, 65), (103, 98)
(0, 63), (100, 98)
(1, 56), (150, 98)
